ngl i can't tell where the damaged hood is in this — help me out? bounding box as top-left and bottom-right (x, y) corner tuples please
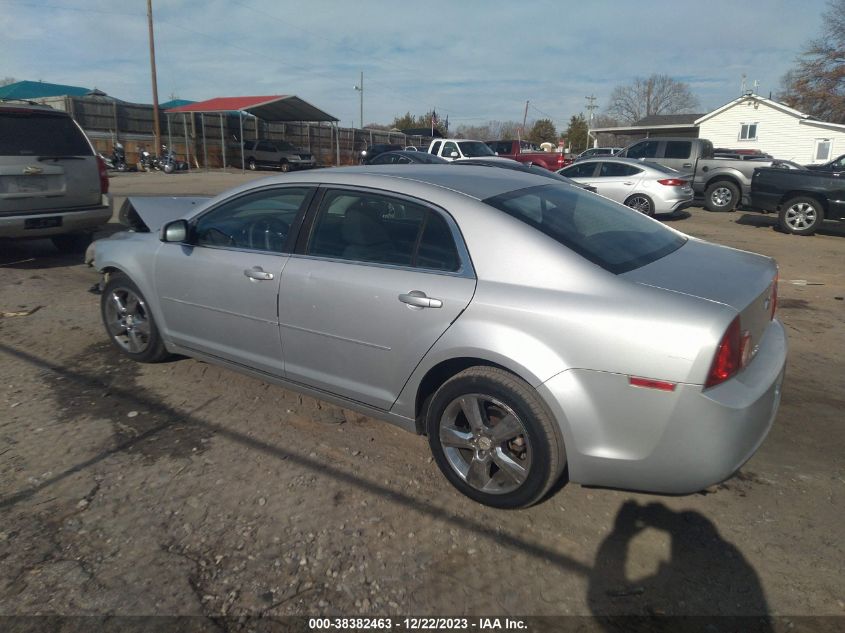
(119, 196), (211, 232)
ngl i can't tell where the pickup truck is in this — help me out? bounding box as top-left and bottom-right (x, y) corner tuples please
(750, 165), (845, 235)
(485, 140), (570, 171)
(616, 137), (771, 212)
(427, 138), (497, 161)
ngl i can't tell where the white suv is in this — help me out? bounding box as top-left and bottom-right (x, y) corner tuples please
(0, 103), (111, 251)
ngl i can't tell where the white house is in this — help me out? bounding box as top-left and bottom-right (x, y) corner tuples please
(696, 94), (845, 164)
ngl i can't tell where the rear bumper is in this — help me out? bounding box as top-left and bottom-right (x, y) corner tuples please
(0, 202), (112, 238)
(538, 319), (787, 494)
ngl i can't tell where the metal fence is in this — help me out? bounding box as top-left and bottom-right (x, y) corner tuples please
(36, 95), (433, 168)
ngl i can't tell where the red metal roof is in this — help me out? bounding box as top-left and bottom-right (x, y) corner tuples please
(165, 95), (337, 122)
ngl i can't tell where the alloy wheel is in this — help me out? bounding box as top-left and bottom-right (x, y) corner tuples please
(784, 202), (817, 230)
(104, 287), (152, 354)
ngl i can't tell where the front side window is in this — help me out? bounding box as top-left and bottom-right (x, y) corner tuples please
(442, 142), (459, 157)
(307, 190), (460, 271)
(194, 187), (312, 253)
(740, 123), (758, 140)
(484, 184), (686, 274)
(625, 140), (660, 159)
(559, 162), (598, 178)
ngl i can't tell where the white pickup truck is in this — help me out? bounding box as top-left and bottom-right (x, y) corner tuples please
(427, 138), (497, 161)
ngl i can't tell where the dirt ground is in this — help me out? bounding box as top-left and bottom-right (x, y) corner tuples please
(1, 170), (843, 626)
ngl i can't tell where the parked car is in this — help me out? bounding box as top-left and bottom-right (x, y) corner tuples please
(427, 138), (496, 161)
(242, 139), (316, 172)
(751, 164), (845, 235)
(0, 102), (111, 251)
(616, 137), (772, 212)
(366, 150), (448, 165)
(557, 157), (693, 216)
(360, 143), (403, 164)
(485, 139), (569, 171)
(90, 165), (785, 509)
(803, 154), (845, 171)
(573, 147), (622, 161)
(451, 158), (597, 192)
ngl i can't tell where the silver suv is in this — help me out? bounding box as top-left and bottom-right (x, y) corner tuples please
(0, 103), (111, 251)
(243, 139), (316, 172)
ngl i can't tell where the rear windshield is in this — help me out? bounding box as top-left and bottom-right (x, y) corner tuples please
(484, 184), (686, 274)
(0, 110), (93, 156)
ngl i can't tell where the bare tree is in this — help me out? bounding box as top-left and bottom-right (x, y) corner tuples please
(454, 120), (523, 140)
(779, 0), (845, 122)
(606, 74), (699, 123)
(0, 77), (17, 86)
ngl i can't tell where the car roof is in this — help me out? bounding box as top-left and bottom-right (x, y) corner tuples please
(257, 164), (569, 200)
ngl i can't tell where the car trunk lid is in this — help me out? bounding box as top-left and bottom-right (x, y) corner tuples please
(622, 238), (778, 347)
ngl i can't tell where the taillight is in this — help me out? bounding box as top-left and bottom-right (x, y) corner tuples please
(770, 273), (778, 320)
(556, 155), (565, 168)
(97, 156), (109, 194)
(706, 317), (741, 388)
(657, 178), (688, 186)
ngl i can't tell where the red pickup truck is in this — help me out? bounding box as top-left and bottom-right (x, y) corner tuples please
(486, 140), (571, 171)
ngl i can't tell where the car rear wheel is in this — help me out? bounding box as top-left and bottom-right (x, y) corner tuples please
(101, 273), (170, 363)
(247, 158), (258, 171)
(426, 366), (564, 508)
(704, 181), (739, 212)
(779, 197), (824, 235)
(279, 160), (291, 172)
(624, 194), (655, 216)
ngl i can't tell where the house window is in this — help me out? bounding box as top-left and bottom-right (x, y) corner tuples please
(739, 123), (758, 141)
(815, 138), (832, 162)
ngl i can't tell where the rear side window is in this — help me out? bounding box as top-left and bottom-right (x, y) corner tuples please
(429, 141), (442, 155)
(625, 140), (659, 159)
(484, 184), (686, 274)
(0, 110), (92, 156)
(559, 162), (598, 178)
(664, 141), (692, 159)
(598, 162), (641, 177)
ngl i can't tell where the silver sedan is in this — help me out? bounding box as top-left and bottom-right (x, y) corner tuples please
(91, 165), (786, 508)
(558, 157), (693, 216)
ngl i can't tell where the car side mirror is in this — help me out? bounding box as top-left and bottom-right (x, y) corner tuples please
(450, 151), (459, 158)
(161, 219), (189, 243)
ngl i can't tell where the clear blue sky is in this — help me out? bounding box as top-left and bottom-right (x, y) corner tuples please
(0, 0), (829, 130)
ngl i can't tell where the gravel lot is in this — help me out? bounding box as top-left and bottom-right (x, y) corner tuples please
(1, 170), (843, 625)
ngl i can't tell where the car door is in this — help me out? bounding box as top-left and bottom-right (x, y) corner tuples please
(154, 186), (314, 376)
(278, 188), (476, 410)
(588, 161), (644, 203)
(256, 141), (277, 167)
(661, 140), (694, 172)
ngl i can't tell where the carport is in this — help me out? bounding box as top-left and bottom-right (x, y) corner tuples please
(165, 95), (340, 171)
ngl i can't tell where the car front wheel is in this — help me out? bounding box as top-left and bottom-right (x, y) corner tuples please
(101, 273), (170, 363)
(426, 366), (565, 508)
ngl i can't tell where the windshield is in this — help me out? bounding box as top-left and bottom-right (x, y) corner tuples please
(457, 141), (495, 157)
(483, 184), (686, 274)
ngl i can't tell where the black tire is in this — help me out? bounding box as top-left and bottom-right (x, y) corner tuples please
(247, 157), (258, 171)
(51, 232), (92, 253)
(704, 180), (740, 212)
(279, 160), (291, 173)
(624, 193), (655, 217)
(778, 196), (824, 235)
(426, 366), (565, 509)
(100, 273), (170, 363)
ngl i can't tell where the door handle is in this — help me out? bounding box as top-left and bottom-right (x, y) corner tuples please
(623, 181), (634, 185)
(399, 290), (442, 309)
(243, 266), (274, 281)
(683, 163), (692, 168)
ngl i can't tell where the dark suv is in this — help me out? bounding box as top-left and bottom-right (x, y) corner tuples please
(0, 103), (111, 250)
(242, 139), (316, 172)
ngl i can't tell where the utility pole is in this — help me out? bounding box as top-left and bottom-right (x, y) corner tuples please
(585, 95), (598, 149)
(354, 71), (364, 129)
(521, 100), (529, 141)
(146, 0), (161, 153)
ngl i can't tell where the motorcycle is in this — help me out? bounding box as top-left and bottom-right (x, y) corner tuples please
(139, 146), (155, 171)
(110, 141), (128, 172)
(157, 145), (188, 174)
